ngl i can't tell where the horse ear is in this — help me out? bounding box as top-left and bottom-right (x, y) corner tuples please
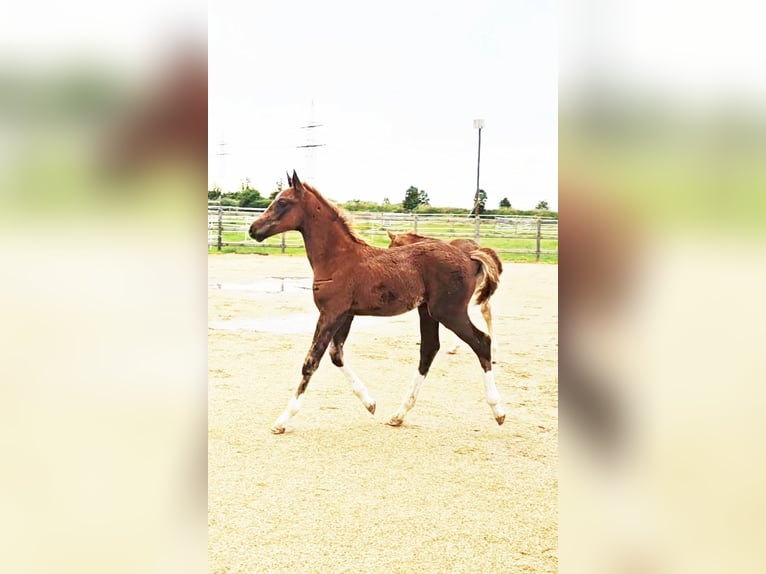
(386, 230), (395, 240)
(291, 170), (304, 194)
(286, 171), (292, 187)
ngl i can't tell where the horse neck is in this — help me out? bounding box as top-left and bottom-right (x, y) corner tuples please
(300, 197), (366, 274)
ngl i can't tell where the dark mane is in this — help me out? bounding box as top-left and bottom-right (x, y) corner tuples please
(302, 183), (367, 245)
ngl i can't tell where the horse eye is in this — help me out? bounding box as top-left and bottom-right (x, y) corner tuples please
(276, 198), (287, 208)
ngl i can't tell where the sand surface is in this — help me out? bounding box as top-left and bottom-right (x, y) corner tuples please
(208, 254), (558, 573)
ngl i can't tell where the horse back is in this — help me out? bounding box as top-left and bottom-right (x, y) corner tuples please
(351, 243), (476, 314)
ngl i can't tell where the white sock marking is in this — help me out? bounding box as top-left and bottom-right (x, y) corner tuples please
(390, 372), (425, 424)
(339, 364), (375, 410)
(273, 394), (304, 430)
(483, 371), (505, 420)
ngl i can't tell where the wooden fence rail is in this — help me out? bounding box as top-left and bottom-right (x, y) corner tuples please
(208, 205), (558, 261)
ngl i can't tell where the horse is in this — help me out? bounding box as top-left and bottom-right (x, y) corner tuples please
(386, 230), (503, 361)
(249, 170), (505, 433)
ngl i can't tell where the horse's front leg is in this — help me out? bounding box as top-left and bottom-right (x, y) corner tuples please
(328, 314), (376, 416)
(271, 312), (345, 434)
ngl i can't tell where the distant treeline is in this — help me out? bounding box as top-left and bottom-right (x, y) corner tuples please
(208, 189), (557, 219)
(340, 199), (557, 218)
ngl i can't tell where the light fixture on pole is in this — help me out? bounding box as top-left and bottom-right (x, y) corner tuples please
(473, 119), (484, 240)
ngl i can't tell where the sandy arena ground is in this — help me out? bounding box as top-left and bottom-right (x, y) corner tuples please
(208, 254), (558, 573)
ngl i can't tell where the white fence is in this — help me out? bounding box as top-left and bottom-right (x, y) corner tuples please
(208, 204), (558, 261)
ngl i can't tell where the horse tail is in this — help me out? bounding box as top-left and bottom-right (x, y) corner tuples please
(480, 246), (503, 277)
(470, 249), (501, 305)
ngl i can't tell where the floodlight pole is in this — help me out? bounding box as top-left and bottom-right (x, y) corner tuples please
(473, 119), (484, 240)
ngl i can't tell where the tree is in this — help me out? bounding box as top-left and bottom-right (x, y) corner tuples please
(269, 179), (283, 200)
(238, 188), (264, 208)
(535, 200), (549, 210)
(402, 186), (429, 211)
(208, 183), (222, 200)
(474, 189), (488, 214)
(234, 178), (263, 208)
(499, 197), (511, 208)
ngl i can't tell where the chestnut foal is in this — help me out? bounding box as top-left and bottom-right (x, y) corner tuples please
(249, 171), (505, 433)
(387, 231), (503, 361)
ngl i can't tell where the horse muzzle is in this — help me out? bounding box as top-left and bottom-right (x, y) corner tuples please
(249, 220), (272, 242)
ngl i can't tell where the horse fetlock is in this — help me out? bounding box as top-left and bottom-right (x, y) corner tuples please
(483, 370), (505, 425)
(488, 399), (506, 426)
(270, 395), (303, 434)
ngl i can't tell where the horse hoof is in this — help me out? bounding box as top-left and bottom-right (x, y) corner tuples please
(386, 417), (403, 427)
(495, 414), (506, 426)
(367, 401), (376, 415)
(270, 425), (286, 435)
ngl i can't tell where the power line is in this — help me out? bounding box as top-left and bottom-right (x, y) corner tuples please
(297, 101), (325, 182)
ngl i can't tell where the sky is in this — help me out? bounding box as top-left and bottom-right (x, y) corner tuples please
(209, 0), (558, 210)
(1, 1), (205, 72)
(559, 0), (766, 108)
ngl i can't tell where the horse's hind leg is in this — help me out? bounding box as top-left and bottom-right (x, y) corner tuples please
(438, 311), (506, 425)
(329, 314), (376, 415)
(480, 299), (498, 363)
(271, 312), (345, 434)
(447, 299), (496, 360)
(387, 305), (440, 427)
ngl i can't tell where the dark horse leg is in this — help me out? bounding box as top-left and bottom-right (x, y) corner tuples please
(387, 304), (441, 426)
(436, 308), (506, 425)
(271, 312), (347, 434)
(328, 314), (376, 415)
(446, 300), (498, 362)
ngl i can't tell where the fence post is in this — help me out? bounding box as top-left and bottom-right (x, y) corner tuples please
(281, 232), (286, 254)
(535, 218), (541, 262)
(413, 213), (418, 234)
(217, 205), (223, 252)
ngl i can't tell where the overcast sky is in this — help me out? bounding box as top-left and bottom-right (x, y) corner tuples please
(209, 0), (558, 210)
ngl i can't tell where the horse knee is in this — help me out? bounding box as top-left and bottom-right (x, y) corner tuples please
(329, 343), (344, 367)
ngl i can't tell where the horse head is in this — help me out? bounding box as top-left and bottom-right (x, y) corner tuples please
(387, 231), (422, 248)
(249, 170), (306, 242)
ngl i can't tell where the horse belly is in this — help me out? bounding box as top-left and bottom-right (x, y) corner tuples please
(355, 298), (421, 317)
(352, 274), (424, 316)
